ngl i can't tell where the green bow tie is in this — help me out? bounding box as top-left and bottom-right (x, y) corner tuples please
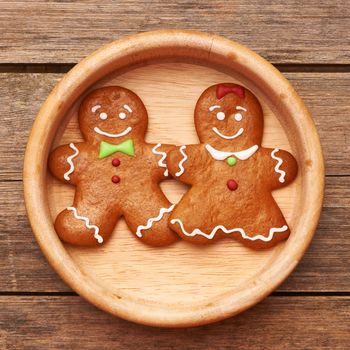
(98, 139), (135, 159)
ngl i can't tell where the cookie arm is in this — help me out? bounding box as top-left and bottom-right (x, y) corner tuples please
(262, 148), (298, 189)
(166, 145), (204, 185)
(48, 143), (84, 185)
(149, 143), (176, 180)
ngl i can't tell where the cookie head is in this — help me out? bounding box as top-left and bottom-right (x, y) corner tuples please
(194, 83), (264, 150)
(78, 86), (148, 143)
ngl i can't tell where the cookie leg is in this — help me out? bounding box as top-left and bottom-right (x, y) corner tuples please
(231, 199), (290, 250)
(169, 190), (290, 249)
(168, 189), (218, 244)
(123, 192), (178, 247)
(55, 195), (120, 246)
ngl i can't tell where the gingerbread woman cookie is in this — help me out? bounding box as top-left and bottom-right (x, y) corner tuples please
(49, 86), (178, 246)
(166, 83), (298, 249)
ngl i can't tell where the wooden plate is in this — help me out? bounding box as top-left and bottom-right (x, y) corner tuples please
(23, 30), (324, 327)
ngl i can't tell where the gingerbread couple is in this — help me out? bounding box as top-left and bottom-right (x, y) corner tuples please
(49, 83), (297, 249)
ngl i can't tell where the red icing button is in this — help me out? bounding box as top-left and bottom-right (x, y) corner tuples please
(227, 179), (238, 191)
(112, 158), (120, 167)
(111, 175), (120, 184)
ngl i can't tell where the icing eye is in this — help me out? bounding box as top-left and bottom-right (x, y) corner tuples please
(234, 113), (243, 121)
(216, 112), (225, 121)
(119, 112), (127, 120)
(99, 112), (108, 120)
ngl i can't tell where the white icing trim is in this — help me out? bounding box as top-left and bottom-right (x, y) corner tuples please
(67, 207), (103, 243)
(123, 104), (132, 113)
(91, 105), (101, 113)
(136, 204), (175, 237)
(233, 145), (259, 160)
(171, 219), (288, 242)
(271, 148), (286, 183)
(209, 105), (220, 111)
(212, 127), (244, 140)
(175, 145), (188, 177)
(236, 106), (247, 112)
(94, 126), (132, 138)
(63, 143), (79, 181)
(152, 143), (169, 177)
(205, 144), (259, 161)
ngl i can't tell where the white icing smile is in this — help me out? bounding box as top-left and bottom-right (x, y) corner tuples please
(94, 126), (132, 138)
(212, 127), (244, 140)
(92, 103), (133, 137)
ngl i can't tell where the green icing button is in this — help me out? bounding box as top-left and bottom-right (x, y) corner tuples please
(227, 156), (237, 166)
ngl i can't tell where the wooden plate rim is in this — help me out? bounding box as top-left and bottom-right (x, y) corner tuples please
(23, 30), (325, 327)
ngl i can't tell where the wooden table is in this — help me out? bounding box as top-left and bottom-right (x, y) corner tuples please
(0, 1), (349, 348)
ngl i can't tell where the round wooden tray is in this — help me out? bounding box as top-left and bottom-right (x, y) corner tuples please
(23, 30), (324, 327)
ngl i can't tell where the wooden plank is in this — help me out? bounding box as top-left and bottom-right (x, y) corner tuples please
(0, 1), (349, 64)
(0, 296), (349, 349)
(0, 72), (349, 180)
(0, 176), (348, 293)
(0, 180), (70, 292)
(286, 74), (350, 177)
(280, 178), (350, 291)
(0, 73), (62, 180)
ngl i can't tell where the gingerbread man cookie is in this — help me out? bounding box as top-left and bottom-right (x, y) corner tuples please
(49, 86), (178, 247)
(166, 83), (298, 249)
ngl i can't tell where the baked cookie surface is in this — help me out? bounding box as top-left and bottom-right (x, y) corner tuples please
(49, 86), (178, 246)
(167, 83), (298, 249)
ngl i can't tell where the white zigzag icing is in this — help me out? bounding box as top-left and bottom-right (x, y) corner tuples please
(175, 145), (188, 177)
(170, 218), (288, 242)
(136, 204), (175, 238)
(152, 143), (169, 176)
(271, 148), (286, 183)
(67, 207), (103, 243)
(64, 143), (79, 181)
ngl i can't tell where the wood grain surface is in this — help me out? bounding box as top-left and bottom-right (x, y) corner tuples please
(1, 72), (349, 180)
(0, 296), (349, 349)
(0, 1), (349, 64)
(0, 176), (348, 293)
(23, 36), (326, 326)
(0, 0), (349, 348)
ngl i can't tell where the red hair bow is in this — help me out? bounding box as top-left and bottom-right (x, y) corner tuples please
(216, 84), (245, 99)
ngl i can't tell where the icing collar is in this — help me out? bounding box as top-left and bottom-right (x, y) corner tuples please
(205, 144), (259, 161)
